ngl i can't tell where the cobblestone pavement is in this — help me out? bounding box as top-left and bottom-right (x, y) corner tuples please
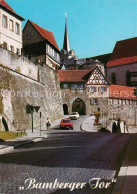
(0, 132), (131, 194)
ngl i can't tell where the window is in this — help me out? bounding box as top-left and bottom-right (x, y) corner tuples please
(73, 84), (78, 89)
(99, 86), (106, 92)
(15, 23), (20, 34)
(47, 45), (50, 53)
(90, 86), (96, 92)
(63, 84), (68, 89)
(16, 48), (20, 55)
(48, 46), (52, 55)
(134, 89), (137, 96)
(90, 98), (98, 105)
(97, 108), (100, 112)
(3, 42), (7, 49)
(53, 49), (55, 57)
(27, 34), (31, 40)
(111, 73), (116, 84)
(126, 71), (130, 86)
(57, 53), (60, 61)
(2, 15), (7, 28)
(9, 20), (14, 31)
(79, 84), (84, 90)
(10, 45), (14, 52)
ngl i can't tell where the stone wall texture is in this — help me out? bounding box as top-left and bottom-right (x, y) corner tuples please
(0, 48), (63, 131)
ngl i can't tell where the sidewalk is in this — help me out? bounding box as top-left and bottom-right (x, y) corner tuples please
(82, 116), (137, 193)
(112, 133), (137, 194)
(0, 116), (65, 155)
(81, 116), (98, 132)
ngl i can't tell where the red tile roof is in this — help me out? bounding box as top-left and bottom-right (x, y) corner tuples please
(29, 20), (59, 51)
(110, 37), (137, 61)
(58, 70), (92, 82)
(109, 85), (137, 100)
(107, 37), (137, 68)
(0, 0), (16, 13)
(107, 56), (137, 68)
(0, 0), (24, 20)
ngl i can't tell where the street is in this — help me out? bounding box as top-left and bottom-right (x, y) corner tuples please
(0, 116), (131, 194)
(51, 115), (88, 132)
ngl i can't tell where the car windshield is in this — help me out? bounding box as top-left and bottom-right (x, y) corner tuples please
(62, 120), (71, 123)
(70, 113), (77, 115)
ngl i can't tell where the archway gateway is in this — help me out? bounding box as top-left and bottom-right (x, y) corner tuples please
(72, 98), (86, 115)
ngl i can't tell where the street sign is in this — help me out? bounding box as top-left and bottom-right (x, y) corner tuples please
(34, 106), (41, 112)
(26, 105), (34, 113)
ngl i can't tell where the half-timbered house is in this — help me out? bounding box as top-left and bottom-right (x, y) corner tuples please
(59, 66), (110, 115)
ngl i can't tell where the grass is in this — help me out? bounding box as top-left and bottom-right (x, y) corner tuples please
(0, 131), (27, 141)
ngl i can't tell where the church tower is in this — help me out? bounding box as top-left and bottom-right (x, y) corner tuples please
(63, 12), (70, 54)
(61, 13), (76, 61)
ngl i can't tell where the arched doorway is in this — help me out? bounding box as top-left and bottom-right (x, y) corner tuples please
(2, 117), (9, 131)
(63, 104), (68, 115)
(72, 98), (86, 115)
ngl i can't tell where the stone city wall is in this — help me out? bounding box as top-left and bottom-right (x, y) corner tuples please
(0, 47), (38, 80)
(0, 48), (63, 131)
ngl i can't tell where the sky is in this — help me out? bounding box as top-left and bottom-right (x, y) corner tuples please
(6, 0), (137, 59)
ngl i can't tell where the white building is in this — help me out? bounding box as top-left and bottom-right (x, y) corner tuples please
(0, 0), (24, 55)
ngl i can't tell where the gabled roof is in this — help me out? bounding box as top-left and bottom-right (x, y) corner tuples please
(107, 37), (137, 68)
(58, 70), (93, 83)
(109, 85), (137, 100)
(0, 0), (24, 21)
(28, 20), (59, 51)
(86, 67), (110, 85)
(58, 66), (109, 84)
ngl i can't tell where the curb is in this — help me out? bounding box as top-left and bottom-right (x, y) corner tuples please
(111, 135), (132, 194)
(80, 123), (87, 132)
(0, 137), (45, 155)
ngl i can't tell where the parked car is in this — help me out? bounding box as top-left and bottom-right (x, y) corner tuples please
(69, 112), (80, 120)
(60, 118), (73, 130)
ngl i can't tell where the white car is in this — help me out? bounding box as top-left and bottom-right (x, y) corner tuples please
(69, 112), (80, 120)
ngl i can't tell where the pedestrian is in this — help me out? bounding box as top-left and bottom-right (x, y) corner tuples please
(112, 121), (117, 133)
(46, 117), (51, 130)
(124, 121), (129, 133)
(117, 118), (121, 133)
